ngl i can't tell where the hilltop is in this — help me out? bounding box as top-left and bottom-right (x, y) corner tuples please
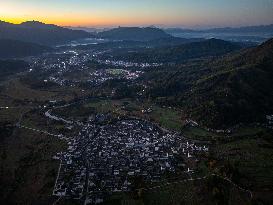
(97, 27), (172, 41)
(0, 20), (92, 46)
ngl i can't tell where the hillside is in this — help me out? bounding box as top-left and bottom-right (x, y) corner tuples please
(141, 38), (273, 128)
(0, 60), (29, 81)
(190, 38), (273, 127)
(97, 27), (172, 41)
(0, 39), (52, 58)
(0, 21), (92, 46)
(165, 24), (273, 44)
(115, 39), (242, 63)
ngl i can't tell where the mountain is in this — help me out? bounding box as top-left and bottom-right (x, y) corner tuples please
(116, 39), (242, 63)
(97, 27), (172, 41)
(165, 24), (273, 44)
(165, 24), (273, 34)
(205, 24), (273, 33)
(164, 28), (196, 34)
(64, 26), (106, 33)
(0, 39), (52, 59)
(185, 39), (273, 127)
(0, 21), (92, 46)
(141, 38), (273, 128)
(19, 21), (60, 29)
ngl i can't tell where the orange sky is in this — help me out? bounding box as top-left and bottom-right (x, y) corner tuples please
(1, 0), (273, 28)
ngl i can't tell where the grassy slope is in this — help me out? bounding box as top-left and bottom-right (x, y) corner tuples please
(0, 129), (66, 205)
(142, 38), (273, 128)
(0, 75), (92, 205)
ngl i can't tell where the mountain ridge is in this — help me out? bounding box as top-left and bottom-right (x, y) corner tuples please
(114, 38), (243, 63)
(0, 20), (92, 46)
(165, 24), (273, 34)
(97, 27), (172, 41)
(141, 38), (273, 128)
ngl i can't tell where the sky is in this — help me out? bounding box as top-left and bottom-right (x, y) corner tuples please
(0, 0), (273, 28)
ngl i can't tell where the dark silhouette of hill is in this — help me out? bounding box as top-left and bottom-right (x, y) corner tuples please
(165, 24), (273, 34)
(205, 24), (273, 33)
(0, 39), (52, 58)
(142, 38), (273, 128)
(116, 39), (242, 63)
(0, 59), (29, 81)
(97, 27), (172, 41)
(0, 20), (92, 46)
(187, 38), (273, 127)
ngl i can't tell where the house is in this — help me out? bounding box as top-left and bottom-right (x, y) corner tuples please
(266, 115), (273, 124)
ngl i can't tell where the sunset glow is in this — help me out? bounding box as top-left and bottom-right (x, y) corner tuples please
(1, 0), (273, 28)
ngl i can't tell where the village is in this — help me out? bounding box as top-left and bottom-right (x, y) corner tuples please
(52, 114), (208, 204)
(29, 49), (148, 88)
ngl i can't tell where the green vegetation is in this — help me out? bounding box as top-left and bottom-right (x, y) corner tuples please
(99, 175), (251, 205)
(182, 126), (223, 141)
(0, 126), (67, 205)
(182, 125), (273, 204)
(84, 99), (184, 131)
(139, 38), (273, 128)
(148, 106), (183, 131)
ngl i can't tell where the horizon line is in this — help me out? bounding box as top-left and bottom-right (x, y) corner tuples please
(1, 19), (273, 30)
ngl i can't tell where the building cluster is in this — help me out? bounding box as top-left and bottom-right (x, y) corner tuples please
(97, 59), (162, 68)
(88, 69), (143, 85)
(53, 117), (208, 204)
(31, 49), (145, 88)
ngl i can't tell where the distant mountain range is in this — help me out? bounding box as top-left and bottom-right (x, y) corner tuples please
(2, 20), (271, 46)
(0, 39), (52, 59)
(65, 26), (107, 33)
(165, 24), (273, 34)
(0, 21), (92, 46)
(97, 27), (172, 41)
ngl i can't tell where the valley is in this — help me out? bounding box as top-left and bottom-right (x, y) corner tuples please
(0, 23), (273, 205)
